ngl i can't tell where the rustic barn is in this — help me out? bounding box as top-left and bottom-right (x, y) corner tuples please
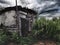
(0, 6), (37, 36)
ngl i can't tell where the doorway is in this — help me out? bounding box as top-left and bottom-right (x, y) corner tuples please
(21, 18), (29, 36)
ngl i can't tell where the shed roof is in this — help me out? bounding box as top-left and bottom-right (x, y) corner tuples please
(0, 6), (37, 15)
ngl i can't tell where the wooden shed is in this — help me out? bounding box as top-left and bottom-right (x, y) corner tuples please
(0, 6), (37, 36)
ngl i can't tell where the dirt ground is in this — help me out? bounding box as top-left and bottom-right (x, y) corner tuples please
(33, 40), (56, 45)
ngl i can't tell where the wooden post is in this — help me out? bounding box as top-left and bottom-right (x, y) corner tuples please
(15, 0), (22, 36)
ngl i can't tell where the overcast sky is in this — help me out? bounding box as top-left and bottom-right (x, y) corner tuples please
(0, 0), (60, 17)
(0, 0), (57, 8)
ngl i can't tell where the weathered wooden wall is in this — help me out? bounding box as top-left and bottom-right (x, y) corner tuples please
(0, 10), (36, 36)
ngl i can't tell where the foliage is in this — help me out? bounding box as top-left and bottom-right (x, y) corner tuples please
(10, 32), (20, 43)
(19, 36), (37, 45)
(0, 30), (8, 45)
(0, 28), (37, 45)
(33, 18), (60, 41)
(10, 32), (37, 45)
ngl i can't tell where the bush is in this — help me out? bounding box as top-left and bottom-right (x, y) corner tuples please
(0, 30), (8, 45)
(10, 32), (37, 45)
(20, 36), (37, 45)
(10, 32), (20, 43)
(0, 27), (37, 45)
(33, 18), (60, 41)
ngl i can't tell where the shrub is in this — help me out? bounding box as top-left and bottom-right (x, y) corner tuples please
(20, 36), (37, 45)
(10, 32), (20, 43)
(33, 18), (60, 41)
(0, 30), (8, 45)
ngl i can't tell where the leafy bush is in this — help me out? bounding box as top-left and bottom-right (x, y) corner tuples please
(20, 36), (37, 45)
(0, 28), (37, 45)
(10, 32), (20, 43)
(33, 18), (60, 41)
(0, 30), (8, 45)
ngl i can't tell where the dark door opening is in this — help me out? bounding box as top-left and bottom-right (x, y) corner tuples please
(21, 18), (29, 36)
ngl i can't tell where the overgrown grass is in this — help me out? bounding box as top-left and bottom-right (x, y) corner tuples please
(33, 17), (60, 42)
(0, 30), (9, 45)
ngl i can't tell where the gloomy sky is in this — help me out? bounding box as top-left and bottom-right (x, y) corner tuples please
(0, 0), (60, 17)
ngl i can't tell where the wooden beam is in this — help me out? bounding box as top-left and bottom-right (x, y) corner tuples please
(15, 0), (22, 36)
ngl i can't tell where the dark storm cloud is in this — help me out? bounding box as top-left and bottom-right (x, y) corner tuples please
(0, 0), (60, 17)
(0, 0), (9, 4)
